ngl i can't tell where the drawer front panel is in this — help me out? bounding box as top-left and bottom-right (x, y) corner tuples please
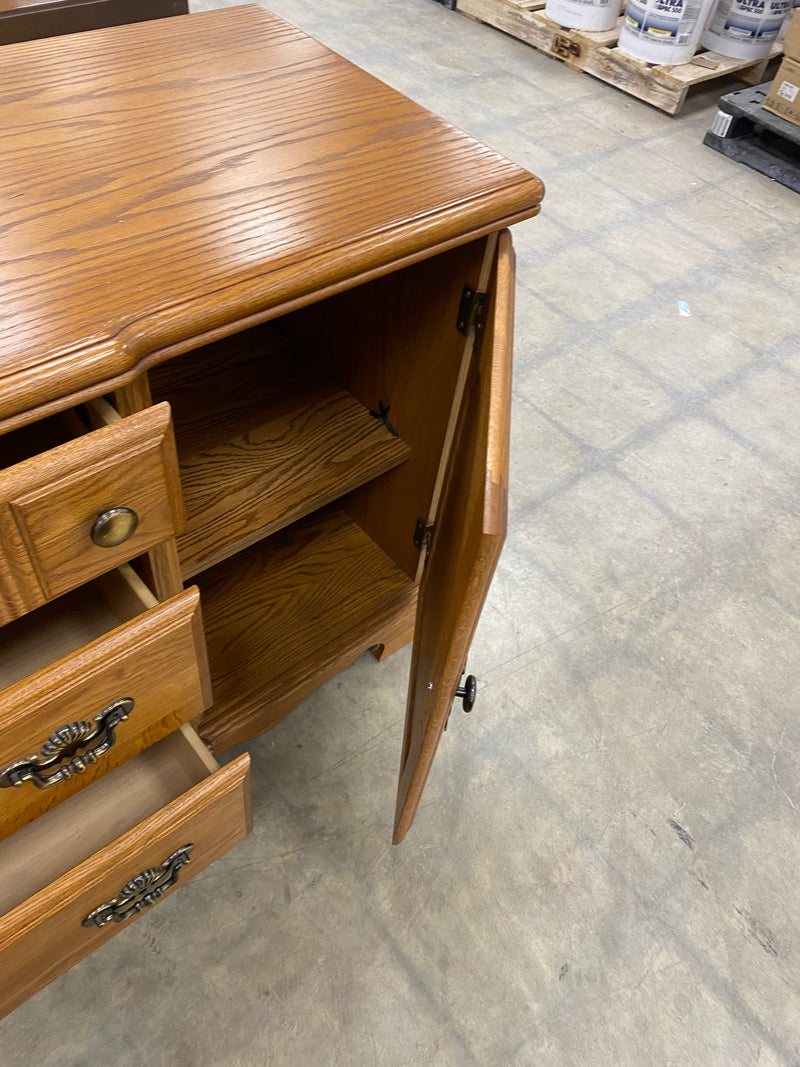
(0, 403), (183, 623)
(0, 587), (211, 841)
(0, 751), (250, 1021)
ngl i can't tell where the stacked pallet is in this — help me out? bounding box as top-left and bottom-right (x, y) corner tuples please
(458, 0), (784, 114)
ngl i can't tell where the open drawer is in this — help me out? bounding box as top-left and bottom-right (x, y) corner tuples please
(0, 402), (183, 626)
(0, 726), (251, 1020)
(0, 566), (211, 841)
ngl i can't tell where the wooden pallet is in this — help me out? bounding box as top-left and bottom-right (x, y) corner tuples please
(458, 0), (784, 115)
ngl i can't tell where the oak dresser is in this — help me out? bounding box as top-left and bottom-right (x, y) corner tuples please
(0, 4), (544, 1017)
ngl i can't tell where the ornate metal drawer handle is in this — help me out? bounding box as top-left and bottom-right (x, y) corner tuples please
(0, 697), (135, 790)
(82, 845), (194, 928)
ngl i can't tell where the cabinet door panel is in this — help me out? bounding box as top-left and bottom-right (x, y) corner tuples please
(394, 230), (514, 843)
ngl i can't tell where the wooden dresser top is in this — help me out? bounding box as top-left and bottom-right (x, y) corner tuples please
(0, 5), (544, 428)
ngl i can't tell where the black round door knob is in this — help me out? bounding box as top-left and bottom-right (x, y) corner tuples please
(455, 675), (477, 712)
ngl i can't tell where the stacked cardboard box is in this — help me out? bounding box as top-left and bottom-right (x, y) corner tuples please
(764, 12), (800, 126)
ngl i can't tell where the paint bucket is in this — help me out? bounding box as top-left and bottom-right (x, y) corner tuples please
(702, 0), (793, 60)
(618, 0), (716, 63)
(778, 2), (799, 41)
(544, 0), (623, 32)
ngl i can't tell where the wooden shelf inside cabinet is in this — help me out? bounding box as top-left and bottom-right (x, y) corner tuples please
(148, 323), (411, 580)
(196, 507), (417, 750)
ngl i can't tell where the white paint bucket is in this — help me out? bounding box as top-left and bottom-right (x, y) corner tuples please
(702, 0), (793, 56)
(545, 0), (623, 32)
(618, 0), (716, 63)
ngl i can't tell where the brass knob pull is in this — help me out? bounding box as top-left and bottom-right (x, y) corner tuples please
(0, 698), (134, 790)
(82, 845), (194, 927)
(90, 507), (139, 548)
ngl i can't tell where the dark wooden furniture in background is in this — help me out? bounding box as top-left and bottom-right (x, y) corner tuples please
(0, 5), (544, 1018)
(0, 0), (186, 46)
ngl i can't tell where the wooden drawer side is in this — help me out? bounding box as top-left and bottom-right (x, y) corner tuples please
(0, 505), (40, 626)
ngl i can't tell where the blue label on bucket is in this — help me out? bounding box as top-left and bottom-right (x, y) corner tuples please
(709, 0), (791, 39)
(624, 0), (703, 39)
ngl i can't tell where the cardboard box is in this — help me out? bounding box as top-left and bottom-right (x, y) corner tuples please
(783, 10), (800, 60)
(763, 56), (800, 126)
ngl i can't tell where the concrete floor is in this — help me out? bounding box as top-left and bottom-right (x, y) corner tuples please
(4, 1), (800, 1064)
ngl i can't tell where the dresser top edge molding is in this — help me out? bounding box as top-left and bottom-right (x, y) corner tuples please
(0, 4), (544, 429)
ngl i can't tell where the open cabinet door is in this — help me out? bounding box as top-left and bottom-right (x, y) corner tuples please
(393, 230), (514, 843)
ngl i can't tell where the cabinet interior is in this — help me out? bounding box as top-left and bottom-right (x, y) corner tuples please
(144, 238), (489, 746)
(148, 322), (412, 580)
(196, 505), (417, 745)
(0, 728), (213, 917)
(0, 236), (490, 754)
(284, 236), (490, 581)
(0, 566), (156, 694)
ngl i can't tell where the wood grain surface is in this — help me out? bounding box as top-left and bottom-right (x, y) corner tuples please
(0, 403), (183, 624)
(197, 506), (415, 748)
(149, 322), (410, 578)
(0, 732), (250, 1019)
(394, 231), (515, 843)
(0, 5), (543, 430)
(0, 586), (211, 841)
(284, 237), (491, 581)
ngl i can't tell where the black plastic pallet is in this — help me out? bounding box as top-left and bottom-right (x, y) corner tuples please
(703, 82), (800, 194)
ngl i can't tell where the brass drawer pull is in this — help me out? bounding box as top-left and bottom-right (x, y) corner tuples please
(82, 845), (194, 927)
(90, 507), (139, 548)
(0, 697), (135, 790)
